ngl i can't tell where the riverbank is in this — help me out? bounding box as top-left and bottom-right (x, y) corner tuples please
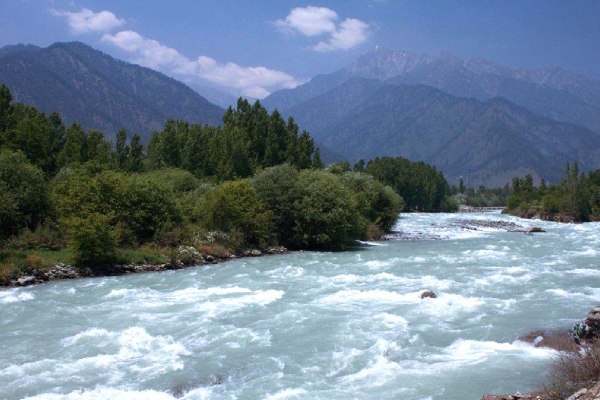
(0, 245), (288, 288)
(482, 306), (600, 400)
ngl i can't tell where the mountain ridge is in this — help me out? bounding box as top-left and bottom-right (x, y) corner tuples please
(284, 77), (600, 186)
(0, 41), (224, 142)
(264, 47), (600, 134)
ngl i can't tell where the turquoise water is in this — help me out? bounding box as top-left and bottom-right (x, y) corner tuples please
(1, 212), (599, 400)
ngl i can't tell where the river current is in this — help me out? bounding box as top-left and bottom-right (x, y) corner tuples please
(1, 212), (599, 400)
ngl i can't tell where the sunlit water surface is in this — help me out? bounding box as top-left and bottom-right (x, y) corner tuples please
(1, 212), (599, 400)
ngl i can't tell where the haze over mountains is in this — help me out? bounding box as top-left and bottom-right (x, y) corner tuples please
(0, 42), (224, 142)
(264, 47), (600, 186)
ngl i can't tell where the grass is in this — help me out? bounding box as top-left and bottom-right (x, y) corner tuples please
(115, 246), (165, 265)
(0, 245), (168, 284)
(0, 247), (72, 283)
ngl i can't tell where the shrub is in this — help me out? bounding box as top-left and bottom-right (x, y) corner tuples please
(290, 170), (363, 249)
(0, 150), (49, 239)
(196, 180), (273, 248)
(64, 213), (117, 270)
(51, 168), (181, 244)
(253, 166), (365, 249)
(543, 343), (600, 399)
(541, 193), (564, 214)
(7, 224), (65, 250)
(340, 172), (404, 235)
(251, 164), (301, 243)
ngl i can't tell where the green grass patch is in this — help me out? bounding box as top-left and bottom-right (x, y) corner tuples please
(0, 247), (72, 283)
(115, 246), (165, 265)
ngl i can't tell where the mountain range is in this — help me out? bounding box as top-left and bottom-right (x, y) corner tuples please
(264, 47), (600, 186)
(0, 42), (224, 142)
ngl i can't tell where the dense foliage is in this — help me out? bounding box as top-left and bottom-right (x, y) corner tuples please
(0, 84), (408, 280)
(148, 99), (322, 181)
(449, 180), (511, 208)
(365, 156), (453, 212)
(0, 150), (49, 239)
(505, 162), (600, 222)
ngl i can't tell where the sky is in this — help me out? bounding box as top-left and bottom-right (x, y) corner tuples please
(1, 0), (599, 99)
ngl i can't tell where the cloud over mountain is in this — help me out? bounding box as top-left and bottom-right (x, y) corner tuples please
(50, 8), (125, 34)
(52, 8), (303, 98)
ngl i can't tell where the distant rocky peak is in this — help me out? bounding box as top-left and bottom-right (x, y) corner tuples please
(345, 47), (429, 80)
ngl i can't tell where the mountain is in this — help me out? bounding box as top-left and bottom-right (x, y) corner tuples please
(285, 78), (600, 187)
(264, 47), (600, 134)
(0, 42), (224, 141)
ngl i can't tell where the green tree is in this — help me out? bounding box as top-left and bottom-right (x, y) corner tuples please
(115, 129), (129, 170)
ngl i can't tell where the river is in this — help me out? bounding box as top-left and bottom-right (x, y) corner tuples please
(1, 212), (599, 400)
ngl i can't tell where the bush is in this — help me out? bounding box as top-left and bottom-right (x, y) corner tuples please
(196, 180), (273, 248)
(64, 213), (117, 270)
(253, 166), (365, 249)
(251, 164), (301, 243)
(340, 172), (404, 234)
(544, 343), (600, 399)
(7, 224), (65, 250)
(51, 167), (181, 244)
(290, 170), (363, 249)
(0, 150), (49, 239)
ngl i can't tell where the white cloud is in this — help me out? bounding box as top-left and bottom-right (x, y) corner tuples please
(313, 18), (370, 52)
(275, 6), (338, 36)
(51, 8), (125, 34)
(102, 31), (304, 98)
(276, 6), (369, 52)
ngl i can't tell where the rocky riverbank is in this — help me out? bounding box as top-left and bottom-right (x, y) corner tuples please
(1, 246), (288, 288)
(481, 306), (600, 400)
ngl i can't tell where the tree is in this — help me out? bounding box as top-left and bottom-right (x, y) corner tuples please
(366, 157), (449, 211)
(126, 133), (145, 172)
(115, 129), (129, 170)
(0, 84), (13, 133)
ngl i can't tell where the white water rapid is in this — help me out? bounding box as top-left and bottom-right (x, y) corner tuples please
(1, 212), (599, 399)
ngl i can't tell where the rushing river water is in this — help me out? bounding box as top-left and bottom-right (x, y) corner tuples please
(1, 212), (599, 400)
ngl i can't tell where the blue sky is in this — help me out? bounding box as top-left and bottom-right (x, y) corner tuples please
(1, 0), (599, 98)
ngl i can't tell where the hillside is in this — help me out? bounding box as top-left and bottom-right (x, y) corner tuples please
(264, 48), (600, 134)
(286, 78), (600, 186)
(0, 42), (224, 141)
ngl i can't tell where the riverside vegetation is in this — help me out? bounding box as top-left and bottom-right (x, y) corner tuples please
(504, 162), (600, 222)
(1, 83), (464, 284)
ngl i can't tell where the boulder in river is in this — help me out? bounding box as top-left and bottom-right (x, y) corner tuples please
(421, 290), (437, 299)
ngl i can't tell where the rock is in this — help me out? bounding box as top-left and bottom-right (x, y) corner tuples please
(481, 394), (541, 400)
(421, 290), (437, 299)
(205, 255), (215, 263)
(528, 227), (545, 233)
(17, 276), (36, 286)
(566, 388), (588, 400)
(250, 249), (262, 257)
(586, 307), (600, 330)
